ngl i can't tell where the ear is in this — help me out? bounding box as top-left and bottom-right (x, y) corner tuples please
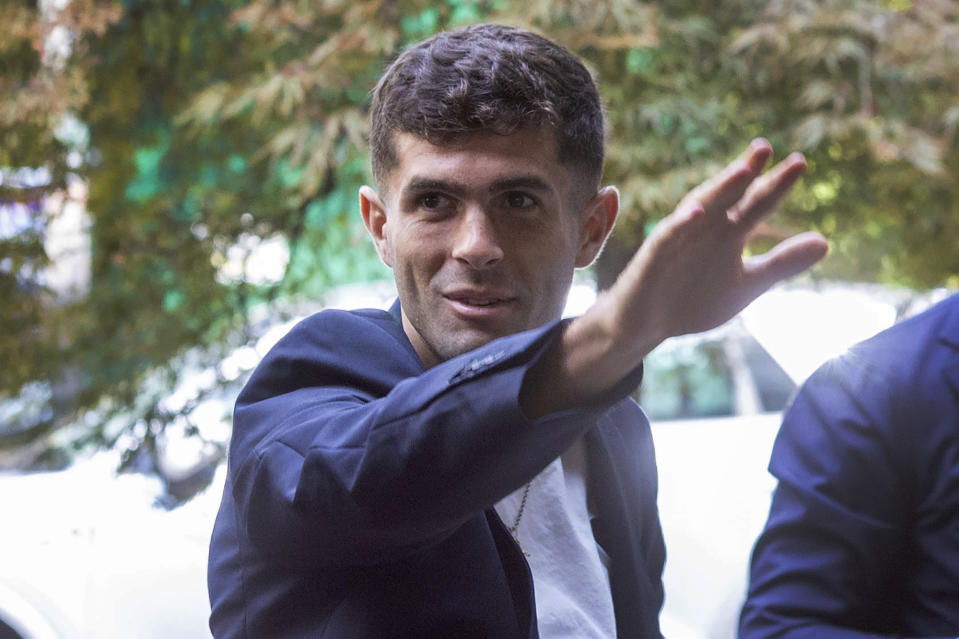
(359, 185), (393, 268)
(575, 186), (619, 268)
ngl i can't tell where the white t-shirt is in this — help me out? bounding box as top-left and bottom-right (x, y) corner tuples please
(494, 437), (617, 638)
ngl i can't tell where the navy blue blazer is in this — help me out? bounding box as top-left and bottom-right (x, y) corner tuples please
(741, 293), (959, 638)
(208, 303), (665, 638)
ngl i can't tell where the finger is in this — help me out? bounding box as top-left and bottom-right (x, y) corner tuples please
(742, 137), (773, 175)
(742, 231), (829, 297)
(728, 152), (806, 229)
(684, 138), (773, 220)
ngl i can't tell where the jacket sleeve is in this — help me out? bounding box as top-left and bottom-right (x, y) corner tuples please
(739, 353), (954, 639)
(226, 309), (642, 568)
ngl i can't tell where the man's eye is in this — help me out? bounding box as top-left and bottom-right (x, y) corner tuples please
(505, 192), (535, 209)
(420, 193), (446, 210)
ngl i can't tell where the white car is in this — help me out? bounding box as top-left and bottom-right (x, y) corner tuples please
(649, 283), (915, 638)
(0, 455), (221, 639)
(654, 413), (781, 639)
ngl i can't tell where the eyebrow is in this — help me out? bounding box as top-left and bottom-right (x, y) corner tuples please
(402, 175), (554, 196)
(403, 177), (467, 197)
(487, 175), (553, 194)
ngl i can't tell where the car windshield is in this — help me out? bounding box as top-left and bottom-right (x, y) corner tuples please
(639, 325), (796, 421)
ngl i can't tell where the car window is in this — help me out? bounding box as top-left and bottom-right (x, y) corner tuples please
(639, 329), (796, 421)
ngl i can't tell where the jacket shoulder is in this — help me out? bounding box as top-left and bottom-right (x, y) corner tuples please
(836, 293), (959, 389)
(238, 308), (421, 405)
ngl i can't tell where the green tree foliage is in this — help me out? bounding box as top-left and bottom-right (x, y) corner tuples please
(1, 0), (957, 470)
(725, 0), (959, 286)
(1, 0), (120, 456)
(572, 0), (959, 289)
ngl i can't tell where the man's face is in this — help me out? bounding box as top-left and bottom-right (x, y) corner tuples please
(362, 128), (610, 368)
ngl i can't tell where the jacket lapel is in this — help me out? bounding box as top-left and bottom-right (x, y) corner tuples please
(585, 418), (664, 638)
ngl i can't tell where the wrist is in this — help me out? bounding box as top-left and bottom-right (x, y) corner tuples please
(584, 290), (664, 365)
(560, 301), (655, 398)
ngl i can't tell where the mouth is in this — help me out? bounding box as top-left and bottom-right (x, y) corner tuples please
(454, 297), (510, 307)
(443, 291), (517, 315)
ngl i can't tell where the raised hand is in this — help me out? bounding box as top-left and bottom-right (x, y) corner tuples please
(600, 138), (828, 354)
(522, 139), (828, 418)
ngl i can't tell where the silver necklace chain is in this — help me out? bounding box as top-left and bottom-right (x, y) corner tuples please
(507, 480), (534, 557)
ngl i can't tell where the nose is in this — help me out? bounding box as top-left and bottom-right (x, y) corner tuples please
(450, 207), (504, 269)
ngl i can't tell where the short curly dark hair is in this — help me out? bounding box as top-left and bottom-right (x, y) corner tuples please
(369, 24), (605, 197)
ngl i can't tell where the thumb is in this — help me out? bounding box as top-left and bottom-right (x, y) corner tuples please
(743, 232), (829, 296)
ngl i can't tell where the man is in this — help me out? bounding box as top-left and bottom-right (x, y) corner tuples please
(208, 24), (827, 638)
(740, 293), (959, 638)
